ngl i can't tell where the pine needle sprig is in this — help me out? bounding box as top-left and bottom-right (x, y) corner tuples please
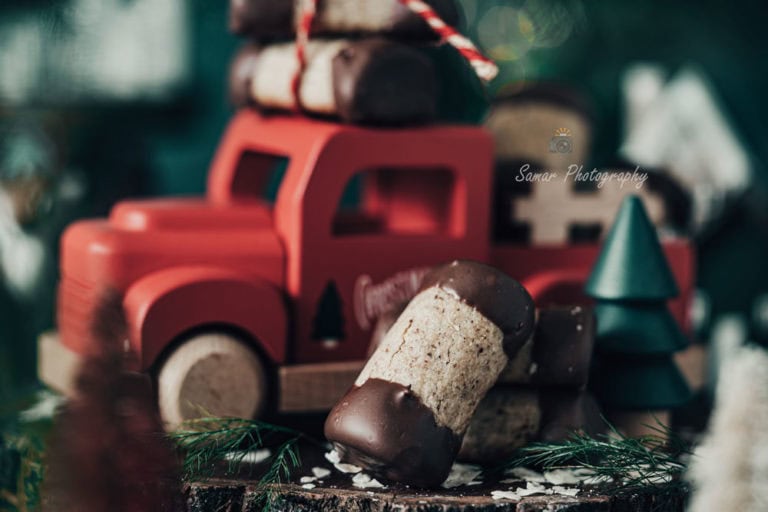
(0, 433), (45, 512)
(505, 421), (694, 496)
(17, 440), (44, 512)
(252, 437), (302, 512)
(169, 416), (310, 477)
(169, 417), (309, 512)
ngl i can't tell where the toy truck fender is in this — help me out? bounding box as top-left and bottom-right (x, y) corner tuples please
(123, 266), (287, 370)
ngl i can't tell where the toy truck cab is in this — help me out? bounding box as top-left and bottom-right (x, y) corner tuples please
(43, 111), (494, 425)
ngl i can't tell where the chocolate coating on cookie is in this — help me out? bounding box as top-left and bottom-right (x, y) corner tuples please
(229, 0), (292, 37)
(324, 379), (460, 487)
(494, 82), (594, 122)
(332, 39), (436, 125)
(229, 0), (459, 40)
(419, 260), (535, 355)
(532, 306), (595, 386)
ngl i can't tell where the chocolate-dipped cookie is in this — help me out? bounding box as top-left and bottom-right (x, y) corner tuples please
(497, 306), (595, 387)
(229, 38), (437, 125)
(325, 260), (534, 487)
(459, 388), (604, 461)
(229, 0), (459, 41)
(458, 387), (540, 463)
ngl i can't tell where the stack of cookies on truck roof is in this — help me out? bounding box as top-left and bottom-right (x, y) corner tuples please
(227, 0), (483, 125)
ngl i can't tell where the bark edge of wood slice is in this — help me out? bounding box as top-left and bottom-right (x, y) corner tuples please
(185, 479), (688, 512)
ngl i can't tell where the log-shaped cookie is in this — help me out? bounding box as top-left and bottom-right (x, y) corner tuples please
(458, 387), (540, 463)
(486, 84), (593, 172)
(325, 261), (535, 487)
(229, 39), (437, 125)
(367, 302), (594, 387)
(497, 306), (595, 387)
(229, 0), (459, 41)
(459, 388), (604, 462)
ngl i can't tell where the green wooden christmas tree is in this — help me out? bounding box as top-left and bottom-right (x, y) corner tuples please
(586, 196), (691, 414)
(312, 281), (345, 342)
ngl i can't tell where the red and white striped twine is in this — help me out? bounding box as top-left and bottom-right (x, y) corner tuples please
(396, 0), (498, 82)
(292, 0), (318, 110)
(292, 0), (497, 108)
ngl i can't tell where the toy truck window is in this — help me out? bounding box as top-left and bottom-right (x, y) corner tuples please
(231, 150), (289, 202)
(332, 167), (458, 237)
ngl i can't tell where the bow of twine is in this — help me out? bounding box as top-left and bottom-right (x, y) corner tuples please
(291, 0), (498, 110)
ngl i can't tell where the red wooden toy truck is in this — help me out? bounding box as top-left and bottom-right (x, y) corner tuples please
(39, 111), (694, 425)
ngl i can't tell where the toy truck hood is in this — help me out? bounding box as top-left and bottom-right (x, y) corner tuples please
(109, 198), (273, 231)
(61, 198), (284, 288)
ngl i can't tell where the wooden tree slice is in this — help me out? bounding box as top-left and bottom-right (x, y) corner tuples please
(185, 478), (687, 512)
(183, 442), (687, 512)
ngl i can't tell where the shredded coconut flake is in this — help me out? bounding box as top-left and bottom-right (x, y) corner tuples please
(335, 462), (363, 474)
(505, 466), (547, 482)
(544, 468), (595, 485)
(324, 450), (341, 464)
(312, 467), (331, 479)
(552, 485), (580, 497)
(492, 490), (521, 500)
(325, 449), (362, 474)
(442, 463), (483, 488)
(516, 481), (549, 496)
(352, 473), (385, 489)
(20, 390), (64, 422)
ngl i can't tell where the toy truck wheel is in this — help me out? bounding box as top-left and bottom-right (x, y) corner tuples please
(157, 332), (267, 429)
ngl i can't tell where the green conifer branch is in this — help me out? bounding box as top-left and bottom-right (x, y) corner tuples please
(169, 417), (312, 512)
(504, 421), (693, 497)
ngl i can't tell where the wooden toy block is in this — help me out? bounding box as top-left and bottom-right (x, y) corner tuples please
(487, 85), (692, 244)
(493, 160), (691, 245)
(512, 174), (666, 245)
